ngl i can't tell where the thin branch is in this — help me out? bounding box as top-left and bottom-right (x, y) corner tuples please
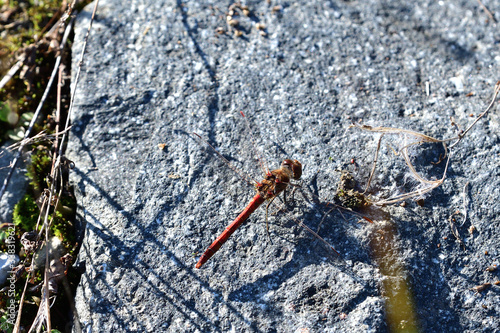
(449, 81), (500, 149)
(5, 128), (72, 151)
(476, 0), (497, 23)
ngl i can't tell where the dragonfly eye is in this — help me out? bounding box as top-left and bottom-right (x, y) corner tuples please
(282, 159), (302, 180)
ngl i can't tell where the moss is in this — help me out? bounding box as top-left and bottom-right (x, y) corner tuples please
(335, 171), (368, 208)
(51, 195), (76, 249)
(26, 147), (52, 191)
(10, 191), (76, 255)
(336, 188), (367, 208)
(12, 193), (39, 233)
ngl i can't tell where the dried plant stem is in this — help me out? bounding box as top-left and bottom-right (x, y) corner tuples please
(351, 124), (448, 144)
(363, 133), (384, 194)
(373, 153), (450, 205)
(0, 17), (74, 202)
(401, 142), (448, 186)
(461, 181), (470, 226)
(449, 81), (500, 149)
(351, 123), (450, 204)
(13, 271), (31, 332)
(65, 0), (100, 156)
(0, 55), (26, 90)
(352, 80), (499, 205)
(476, 0), (497, 23)
(5, 128), (72, 152)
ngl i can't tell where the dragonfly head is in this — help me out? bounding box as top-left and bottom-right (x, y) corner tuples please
(282, 159), (302, 180)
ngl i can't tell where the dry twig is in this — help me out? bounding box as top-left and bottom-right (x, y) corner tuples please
(475, 0), (497, 23)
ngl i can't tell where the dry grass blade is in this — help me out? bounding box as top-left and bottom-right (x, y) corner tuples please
(0, 55), (26, 90)
(351, 123), (450, 205)
(64, 0), (100, 160)
(350, 124), (447, 144)
(449, 81), (500, 149)
(351, 80), (499, 205)
(4, 128), (72, 151)
(461, 181), (470, 226)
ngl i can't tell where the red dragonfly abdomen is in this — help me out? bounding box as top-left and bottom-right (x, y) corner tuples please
(195, 193), (266, 269)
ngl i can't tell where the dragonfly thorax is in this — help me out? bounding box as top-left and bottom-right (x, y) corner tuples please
(255, 159), (302, 200)
(281, 159), (302, 180)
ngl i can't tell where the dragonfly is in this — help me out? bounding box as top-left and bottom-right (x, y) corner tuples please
(194, 111), (362, 269)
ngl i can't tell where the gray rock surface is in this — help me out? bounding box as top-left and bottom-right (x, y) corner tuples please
(68, 0), (499, 332)
(0, 144), (28, 224)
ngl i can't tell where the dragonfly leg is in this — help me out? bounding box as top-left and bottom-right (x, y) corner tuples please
(282, 183), (301, 208)
(289, 183), (301, 205)
(265, 197), (276, 239)
(316, 205), (335, 233)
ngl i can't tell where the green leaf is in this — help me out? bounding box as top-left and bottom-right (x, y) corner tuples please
(7, 128), (25, 141)
(0, 102), (11, 123)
